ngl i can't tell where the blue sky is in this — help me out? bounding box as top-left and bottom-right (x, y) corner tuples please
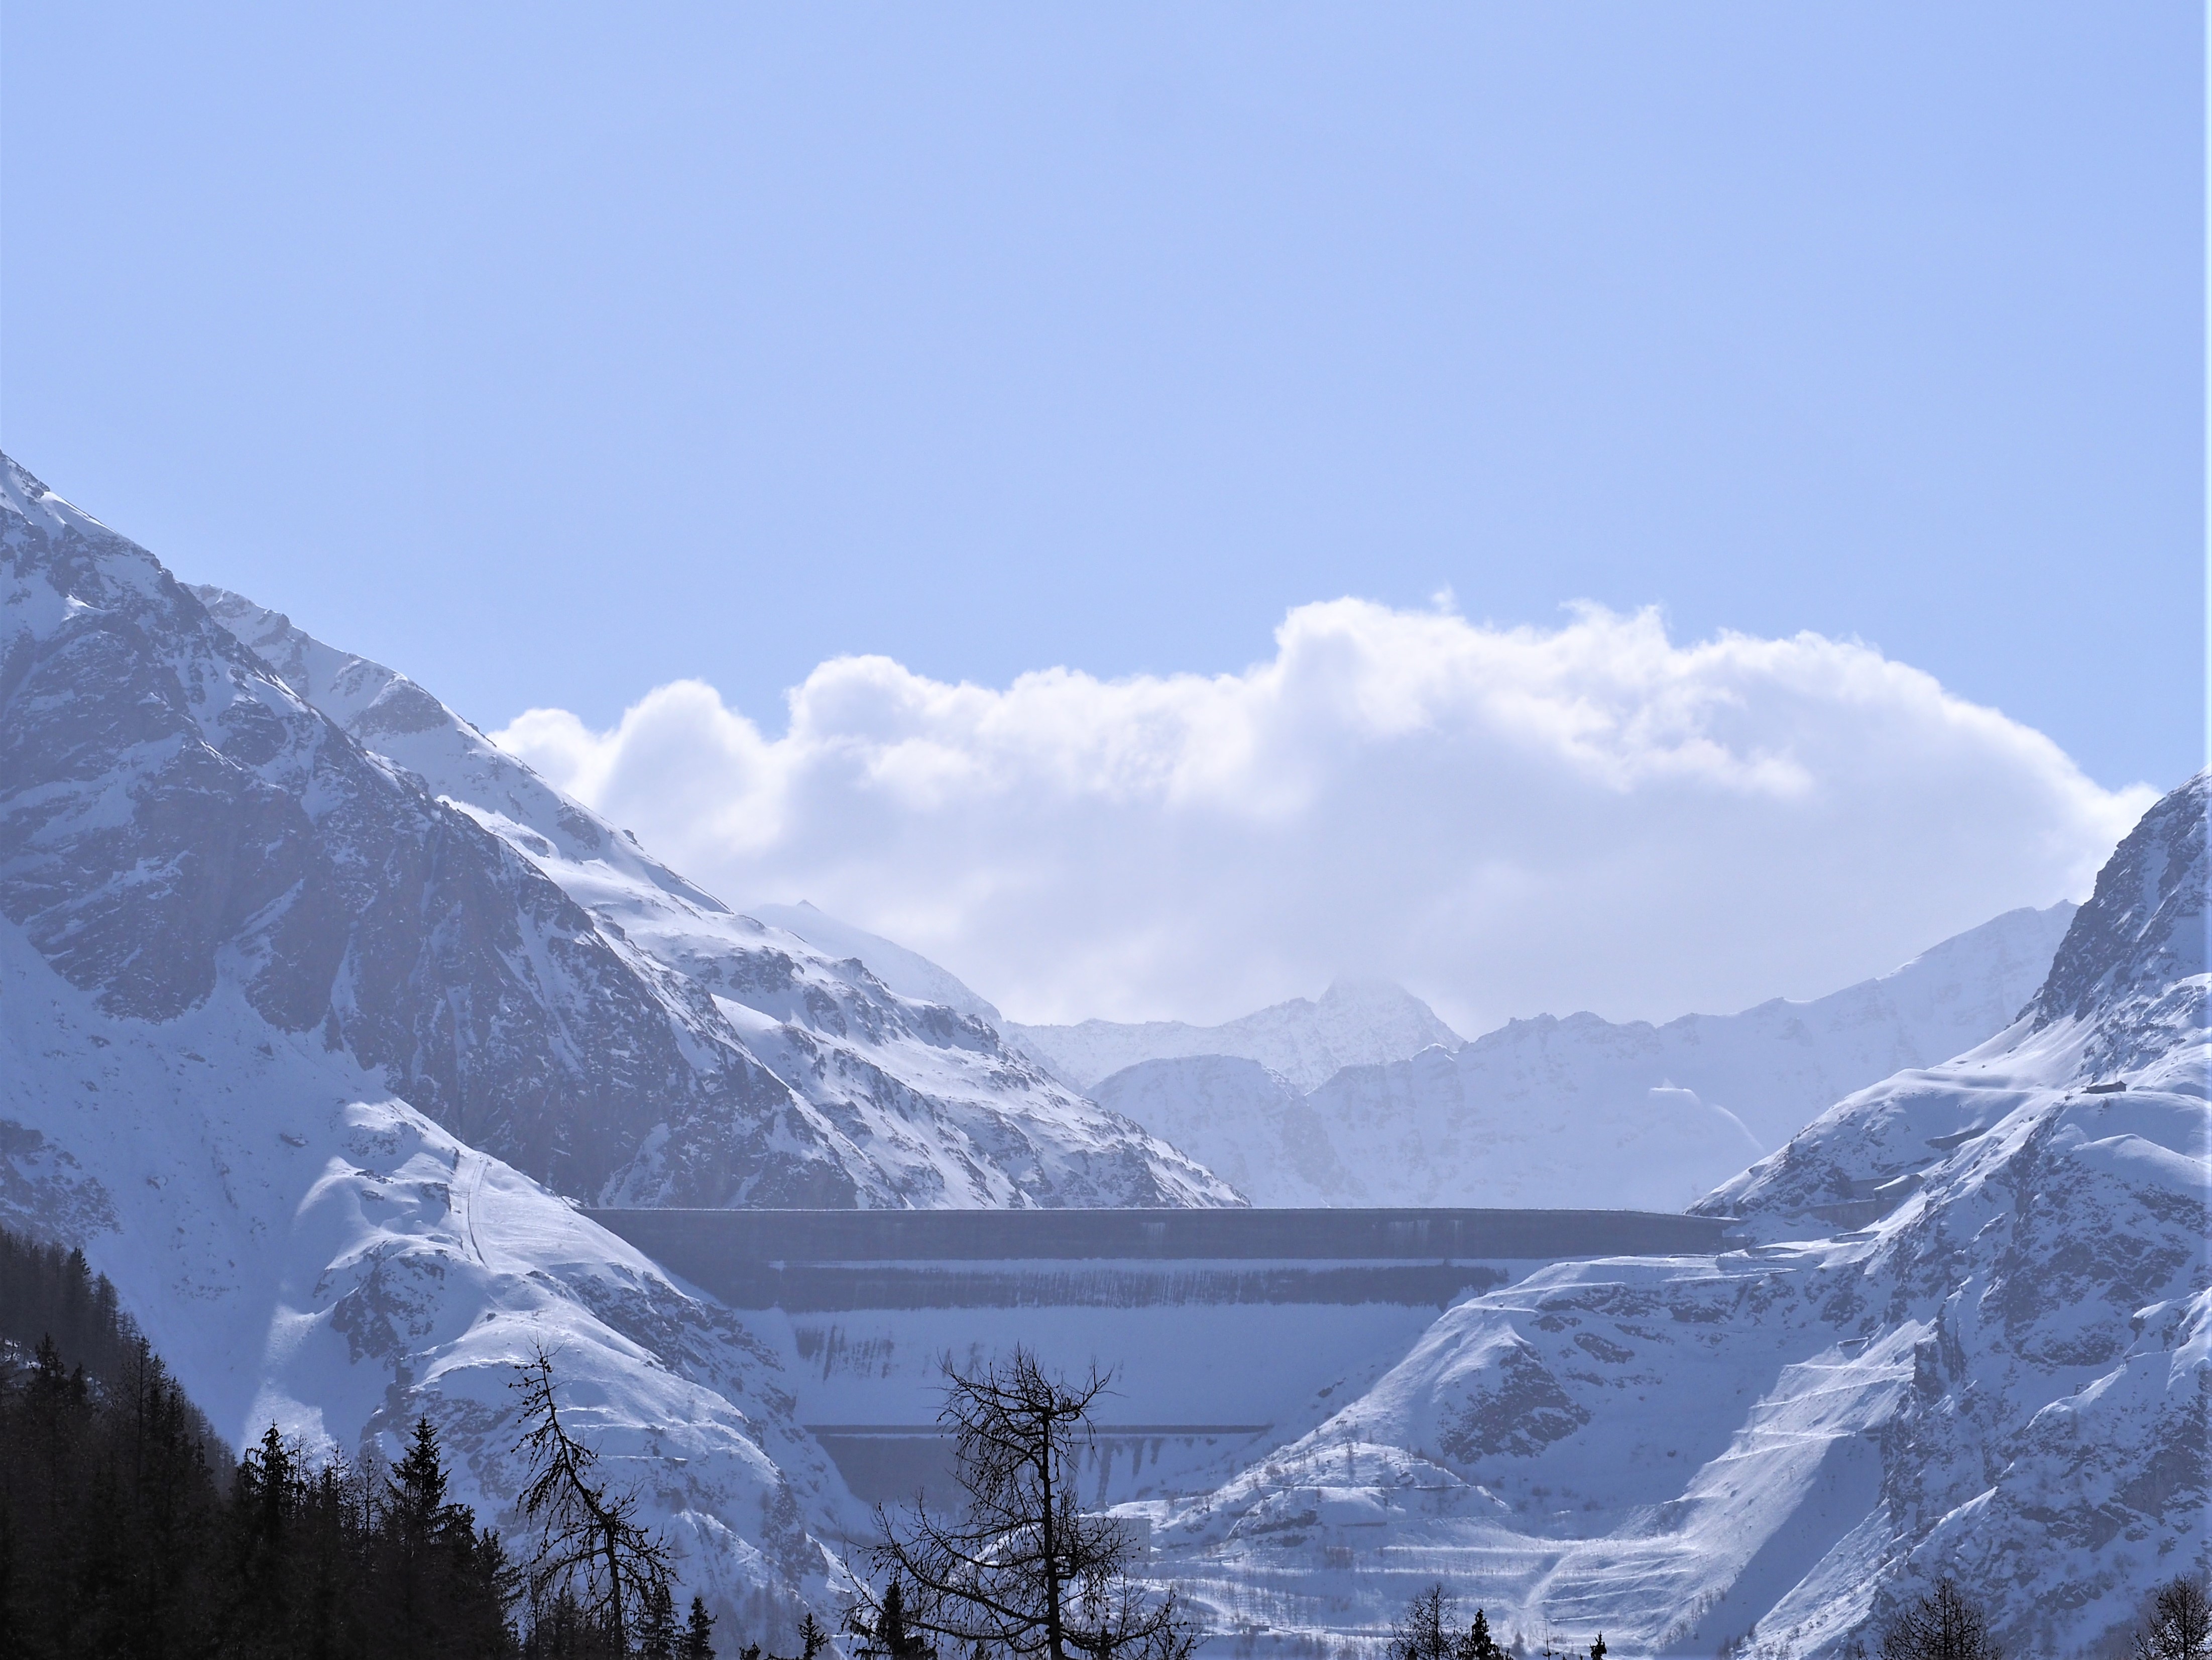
(3, 3), (2201, 805)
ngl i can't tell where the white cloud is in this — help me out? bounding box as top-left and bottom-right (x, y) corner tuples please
(494, 600), (2154, 1033)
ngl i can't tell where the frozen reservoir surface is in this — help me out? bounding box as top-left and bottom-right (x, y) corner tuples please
(589, 1208), (1734, 1506)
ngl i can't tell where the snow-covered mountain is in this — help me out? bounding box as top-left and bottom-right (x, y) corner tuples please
(1090, 905), (2072, 1209)
(1099, 1050), (1765, 1212)
(1130, 774), (2207, 1658)
(688, 887), (2066, 1212)
(9, 441), (2194, 1653)
(0, 916), (854, 1632)
(1447, 902), (2079, 1153)
(176, 576), (1230, 1211)
(1086, 1056), (1359, 1208)
(1010, 978), (1464, 1094)
(0, 451), (1228, 1634)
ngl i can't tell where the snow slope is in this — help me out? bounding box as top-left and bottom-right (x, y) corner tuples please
(1132, 775), (2207, 1658)
(0, 877), (855, 1632)
(177, 575), (1230, 1210)
(1100, 1053), (1764, 1212)
(1091, 905), (2071, 1210)
(1010, 979), (1465, 1094)
(1089, 1057), (1361, 1208)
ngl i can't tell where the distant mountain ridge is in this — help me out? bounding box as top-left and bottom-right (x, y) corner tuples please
(727, 888), (2072, 1212)
(1032, 905), (2072, 1208)
(1007, 978), (1464, 1093)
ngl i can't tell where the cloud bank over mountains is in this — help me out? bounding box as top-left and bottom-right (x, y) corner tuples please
(496, 599), (2151, 1031)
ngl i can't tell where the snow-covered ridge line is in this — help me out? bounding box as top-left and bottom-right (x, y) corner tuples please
(1069, 904), (2072, 1210)
(1009, 979), (1465, 1094)
(767, 882), (2072, 1213)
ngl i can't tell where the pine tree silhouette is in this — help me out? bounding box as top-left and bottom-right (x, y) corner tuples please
(680, 1594), (720, 1660)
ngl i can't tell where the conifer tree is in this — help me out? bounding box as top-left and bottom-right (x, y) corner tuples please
(1390, 1586), (1453, 1660)
(387, 1415), (449, 1652)
(0, 1222), (521, 1657)
(854, 1576), (936, 1660)
(680, 1594), (719, 1660)
(1456, 1608), (1504, 1660)
(641, 1581), (682, 1660)
(231, 1422), (305, 1651)
(1394, 1586), (1520, 1660)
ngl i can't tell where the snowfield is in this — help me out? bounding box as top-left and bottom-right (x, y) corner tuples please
(0, 898), (858, 1631)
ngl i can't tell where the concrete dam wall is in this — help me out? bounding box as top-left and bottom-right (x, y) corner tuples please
(587, 1207), (1735, 1506)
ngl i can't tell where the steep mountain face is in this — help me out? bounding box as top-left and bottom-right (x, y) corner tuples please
(185, 579), (1226, 1210)
(1010, 978), (1464, 1094)
(0, 459), (788, 1203)
(1702, 776), (2204, 1234)
(1134, 777), (2206, 1658)
(2025, 772), (2204, 1079)
(1089, 906), (2071, 1209)
(2, 512), (1222, 1213)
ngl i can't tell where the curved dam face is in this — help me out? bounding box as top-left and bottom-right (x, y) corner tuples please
(587, 1207), (1734, 1508)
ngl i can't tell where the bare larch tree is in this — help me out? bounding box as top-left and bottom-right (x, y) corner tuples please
(2135, 1577), (2212, 1660)
(862, 1347), (1192, 1660)
(1879, 1579), (2002, 1660)
(510, 1341), (675, 1652)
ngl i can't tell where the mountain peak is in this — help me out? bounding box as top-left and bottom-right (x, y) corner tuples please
(0, 452), (109, 542)
(1319, 975), (1422, 1008)
(2028, 768), (2207, 1035)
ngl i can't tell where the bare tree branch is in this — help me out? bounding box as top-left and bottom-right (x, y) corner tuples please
(511, 1340), (675, 1651)
(862, 1347), (1193, 1660)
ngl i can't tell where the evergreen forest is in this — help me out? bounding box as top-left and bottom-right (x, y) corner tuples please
(0, 1225), (717, 1658)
